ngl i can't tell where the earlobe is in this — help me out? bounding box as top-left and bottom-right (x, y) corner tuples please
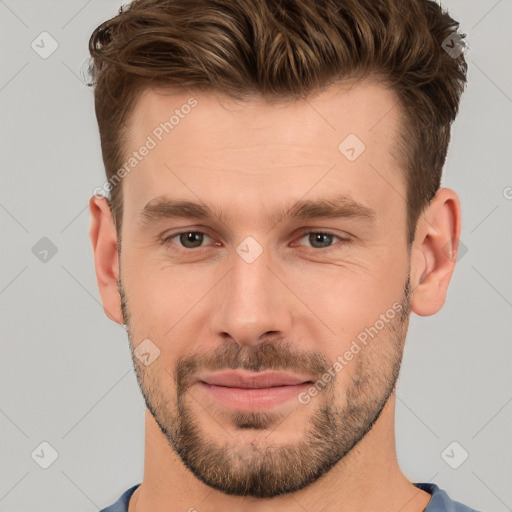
(410, 188), (462, 317)
(89, 195), (124, 324)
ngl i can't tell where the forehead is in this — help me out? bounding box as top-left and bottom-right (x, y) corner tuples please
(128, 80), (402, 156)
(121, 80), (406, 228)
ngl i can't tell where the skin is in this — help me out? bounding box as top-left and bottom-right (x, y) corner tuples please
(89, 80), (461, 512)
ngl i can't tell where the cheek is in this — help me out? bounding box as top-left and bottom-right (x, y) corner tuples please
(295, 249), (408, 353)
(122, 259), (214, 363)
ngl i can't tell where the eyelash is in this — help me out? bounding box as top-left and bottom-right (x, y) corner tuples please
(161, 230), (350, 252)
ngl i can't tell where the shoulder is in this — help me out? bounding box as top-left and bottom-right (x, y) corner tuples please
(99, 484), (141, 512)
(414, 482), (485, 512)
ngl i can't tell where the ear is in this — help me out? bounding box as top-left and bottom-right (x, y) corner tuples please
(89, 195), (124, 324)
(409, 188), (462, 316)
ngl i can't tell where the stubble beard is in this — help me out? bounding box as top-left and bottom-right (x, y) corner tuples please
(120, 275), (411, 498)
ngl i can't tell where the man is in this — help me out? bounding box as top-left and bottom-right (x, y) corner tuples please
(87, 0), (482, 510)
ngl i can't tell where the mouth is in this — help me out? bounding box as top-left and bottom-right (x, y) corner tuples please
(194, 370), (314, 411)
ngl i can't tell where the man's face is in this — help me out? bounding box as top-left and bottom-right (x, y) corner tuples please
(118, 82), (412, 497)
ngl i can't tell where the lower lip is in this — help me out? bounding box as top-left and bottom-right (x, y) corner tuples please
(197, 382), (311, 411)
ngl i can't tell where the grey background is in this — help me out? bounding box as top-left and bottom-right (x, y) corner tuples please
(0, 0), (511, 511)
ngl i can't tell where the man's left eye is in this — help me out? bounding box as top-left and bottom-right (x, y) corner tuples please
(295, 232), (348, 250)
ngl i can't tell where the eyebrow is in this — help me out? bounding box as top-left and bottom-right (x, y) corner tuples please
(139, 193), (377, 228)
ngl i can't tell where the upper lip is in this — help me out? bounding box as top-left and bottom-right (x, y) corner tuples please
(198, 370), (314, 389)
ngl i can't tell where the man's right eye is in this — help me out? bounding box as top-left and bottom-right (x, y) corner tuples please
(162, 231), (215, 249)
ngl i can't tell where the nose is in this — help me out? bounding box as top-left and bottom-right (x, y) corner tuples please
(209, 244), (293, 347)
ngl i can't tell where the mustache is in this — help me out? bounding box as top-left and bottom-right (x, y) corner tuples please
(174, 340), (330, 393)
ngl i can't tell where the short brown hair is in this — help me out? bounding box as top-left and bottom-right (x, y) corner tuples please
(88, 0), (467, 244)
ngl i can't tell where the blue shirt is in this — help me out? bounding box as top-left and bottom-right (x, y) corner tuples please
(99, 482), (484, 511)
